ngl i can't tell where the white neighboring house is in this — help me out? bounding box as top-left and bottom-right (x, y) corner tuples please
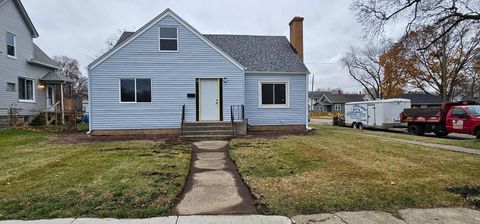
(0, 0), (72, 127)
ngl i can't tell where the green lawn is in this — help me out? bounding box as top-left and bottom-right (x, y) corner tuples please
(0, 129), (190, 220)
(230, 125), (480, 216)
(330, 125), (480, 149)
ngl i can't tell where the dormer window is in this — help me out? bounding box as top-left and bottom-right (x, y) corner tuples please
(159, 27), (178, 51)
(6, 32), (16, 58)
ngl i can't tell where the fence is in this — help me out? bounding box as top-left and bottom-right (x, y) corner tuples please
(0, 106), (85, 132)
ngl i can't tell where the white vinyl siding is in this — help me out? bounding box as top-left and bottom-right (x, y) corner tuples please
(89, 15), (243, 130)
(246, 73), (307, 126)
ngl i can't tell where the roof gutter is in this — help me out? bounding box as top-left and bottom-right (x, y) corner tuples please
(27, 60), (59, 70)
(246, 71), (310, 75)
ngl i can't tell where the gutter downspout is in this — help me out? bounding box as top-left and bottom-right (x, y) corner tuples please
(86, 68), (92, 135)
(306, 74), (312, 130)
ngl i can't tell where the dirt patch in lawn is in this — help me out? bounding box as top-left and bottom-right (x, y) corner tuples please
(51, 132), (180, 144)
(446, 185), (480, 208)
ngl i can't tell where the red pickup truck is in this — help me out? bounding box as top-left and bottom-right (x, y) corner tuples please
(400, 101), (480, 138)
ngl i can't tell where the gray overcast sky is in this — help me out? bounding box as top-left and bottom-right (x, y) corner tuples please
(23, 0), (366, 92)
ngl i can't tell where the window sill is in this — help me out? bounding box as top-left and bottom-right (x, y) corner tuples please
(159, 50), (178, 53)
(7, 55), (17, 59)
(258, 105), (290, 109)
(19, 100), (36, 103)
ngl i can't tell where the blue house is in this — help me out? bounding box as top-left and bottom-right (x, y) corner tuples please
(88, 9), (309, 137)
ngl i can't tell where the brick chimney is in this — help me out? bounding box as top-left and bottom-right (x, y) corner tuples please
(289, 16), (304, 61)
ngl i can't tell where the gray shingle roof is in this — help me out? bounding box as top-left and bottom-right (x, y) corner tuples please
(40, 71), (74, 83)
(397, 93), (443, 105)
(323, 93), (366, 103)
(204, 34), (309, 73)
(27, 44), (58, 69)
(309, 91), (330, 99)
(115, 31), (135, 47)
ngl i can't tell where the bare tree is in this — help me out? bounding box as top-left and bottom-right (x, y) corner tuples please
(353, 0), (480, 49)
(341, 44), (386, 99)
(397, 23), (480, 100)
(53, 56), (88, 100)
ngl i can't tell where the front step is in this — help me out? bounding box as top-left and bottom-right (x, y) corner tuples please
(181, 122), (234, 140)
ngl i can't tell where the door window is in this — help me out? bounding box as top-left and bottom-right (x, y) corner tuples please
(451, 108), (468, 118)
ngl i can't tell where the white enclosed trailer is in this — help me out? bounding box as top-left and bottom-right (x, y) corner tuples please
(345, 99), (411, 129)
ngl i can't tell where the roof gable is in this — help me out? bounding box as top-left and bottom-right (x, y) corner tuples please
(4, 0), (39, 37)
(89, 8), (245, 71)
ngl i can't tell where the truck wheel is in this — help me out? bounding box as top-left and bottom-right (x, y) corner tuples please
(408, 125), (424, 136)
(352, 123), (358, 129)
(357, 123), (364, 129)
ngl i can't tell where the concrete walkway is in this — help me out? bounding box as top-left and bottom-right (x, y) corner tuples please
(3, 208), (480, 223)
(172, 141), (256, 215)
(293, 208), (480, 224)
(359, 133), (480, 156)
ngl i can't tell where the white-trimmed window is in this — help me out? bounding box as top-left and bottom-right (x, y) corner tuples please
(334, 104), (342, 111)
(259, 81), (289, 108)
(120, 78), (151, 103)
(18, 77), (34, 102)
(159, 27), (178, 51)
(6, 32), (16, 58)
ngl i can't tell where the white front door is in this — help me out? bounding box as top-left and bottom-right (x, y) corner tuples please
(199, 79), (220, 121)
(46, 85), (55, 111)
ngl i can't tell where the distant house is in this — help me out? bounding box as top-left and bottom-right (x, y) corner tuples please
(396, 93), (443, 108)
(308, 91), (330, 110)
(311, 92), (366, 112)
(0, 0), (72, 127)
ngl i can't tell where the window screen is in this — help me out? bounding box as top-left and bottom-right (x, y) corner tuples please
(136, 79), (151, 102)
(18, 78), (34, 101)
(120, 78), (152, 103)
(159, 27), (178, 51)
(261, 83), (287, 105)
(6, 32), (15, 57)
(120, 79), (135, 102)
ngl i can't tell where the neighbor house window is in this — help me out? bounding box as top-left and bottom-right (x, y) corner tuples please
(18, 77), (34, 102)
(259, 81), (288, 107)
(6, 32), (15, 58)
(159, 27), (178, 51)
(6, 82), (15, 92)
(120, 78), (151, 103)
(334, 104), (342, 111)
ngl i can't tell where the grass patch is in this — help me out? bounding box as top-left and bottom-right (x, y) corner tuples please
(0, 130), (190, 220)
(230, 125), (480, 216)
(325, 125), (480, 150)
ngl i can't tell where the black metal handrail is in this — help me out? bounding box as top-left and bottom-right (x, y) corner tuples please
(181, 104), (185, 135)
(230, 104), (245, 121)
(230, 104), (245, 136)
